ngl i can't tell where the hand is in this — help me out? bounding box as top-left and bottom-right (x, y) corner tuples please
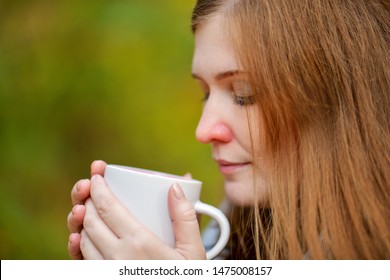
(67, 160), (107, 259)
(80, 175), (206, 259)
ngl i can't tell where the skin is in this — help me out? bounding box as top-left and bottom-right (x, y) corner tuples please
(192, 14), (267, 206)
(68, 160), (205, 259)
(67, 160), (104, 259)
(67, 14), (269, 259)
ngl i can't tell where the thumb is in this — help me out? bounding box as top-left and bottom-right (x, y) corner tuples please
(168, 183), (206, 260)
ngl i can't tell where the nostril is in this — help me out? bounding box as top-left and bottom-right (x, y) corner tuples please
(210, 124), (233, 143)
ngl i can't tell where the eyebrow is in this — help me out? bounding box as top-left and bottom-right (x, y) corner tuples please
(192, 70), (243, 82)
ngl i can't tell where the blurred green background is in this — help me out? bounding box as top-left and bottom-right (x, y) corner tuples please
(0, 0), (224, 259)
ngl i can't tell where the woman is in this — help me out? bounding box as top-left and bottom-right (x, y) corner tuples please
(67, 0), (390, 259)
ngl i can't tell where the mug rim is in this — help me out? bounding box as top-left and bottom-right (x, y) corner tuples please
(106, 164), (202, 184)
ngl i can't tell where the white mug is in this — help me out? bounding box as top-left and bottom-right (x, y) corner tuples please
(103, 164), (230, 260)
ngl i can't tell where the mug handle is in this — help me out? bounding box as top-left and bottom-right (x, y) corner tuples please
(194, 201), (230, 260)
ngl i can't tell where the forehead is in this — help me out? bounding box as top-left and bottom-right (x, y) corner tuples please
(192, 14), (239, 78)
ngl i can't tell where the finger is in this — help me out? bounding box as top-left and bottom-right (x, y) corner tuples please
(89, 175), (141, 238)
(181, 173), (201, 222)
(168, 183), (206, 259)
(182, 173), (192, 179)
(91, 160), (107, 176)
(80, 229), (104, 260)
(67, 204), (86, 233)
(71, 179), (91, 205)
(68, 233), (83, 260)
(83, 198), (118, 256)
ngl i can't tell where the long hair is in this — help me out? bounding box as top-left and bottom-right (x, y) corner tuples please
(192, 0), (390, 259)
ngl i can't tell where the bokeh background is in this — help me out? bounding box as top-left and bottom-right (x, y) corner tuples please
(0, 0), (224, 259)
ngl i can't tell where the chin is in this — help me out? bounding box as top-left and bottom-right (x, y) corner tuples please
(224, 178), (269, 207)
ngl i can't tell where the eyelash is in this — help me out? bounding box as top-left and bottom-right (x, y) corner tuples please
(201, 93), (255, 106)
(233, 95), (255, 106)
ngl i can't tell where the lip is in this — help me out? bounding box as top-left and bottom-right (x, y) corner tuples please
(215, 159), (251, 175)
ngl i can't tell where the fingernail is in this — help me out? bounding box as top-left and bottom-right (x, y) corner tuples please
(92, 160), (104, 168)
(76, 179), (86, 192)
(172, 183), (184, 200)
(91, 160), (98, 168)
(76, 181), (81, 192)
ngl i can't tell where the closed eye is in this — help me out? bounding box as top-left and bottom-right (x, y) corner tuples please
(232, 80), (254, 106)
(234, 95), (255, 106)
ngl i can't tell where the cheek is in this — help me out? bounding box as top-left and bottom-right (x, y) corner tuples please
(237, 107), (265, 153)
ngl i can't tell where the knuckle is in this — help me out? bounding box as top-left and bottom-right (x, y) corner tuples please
(83, 205), (94, 230)
(82, 213), (93, 230)
(95, 196), (114, 218)
(181, 207), (197, 223)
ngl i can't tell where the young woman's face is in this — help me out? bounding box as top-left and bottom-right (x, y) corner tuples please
(192, 15), (269, 206)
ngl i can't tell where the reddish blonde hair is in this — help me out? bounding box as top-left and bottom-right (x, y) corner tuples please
(192, 0), (390, 259)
